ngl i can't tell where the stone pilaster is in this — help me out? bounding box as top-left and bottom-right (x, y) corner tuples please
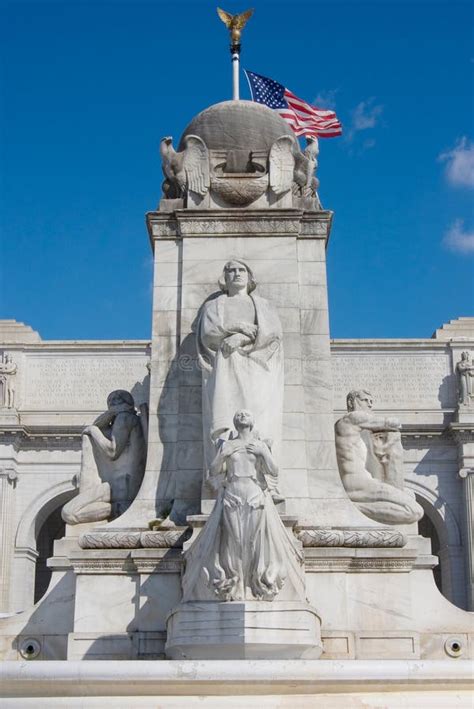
(459, 468), (474, 610)
(449, 423), (474, 610)
(0, 468), (18, 611)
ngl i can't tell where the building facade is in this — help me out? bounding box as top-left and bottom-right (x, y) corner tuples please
(1, 316), (473, 614)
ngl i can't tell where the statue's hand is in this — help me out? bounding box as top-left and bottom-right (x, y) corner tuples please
(222, 333), (249, 356)
(386, 418), (401, 430)
(246, 440), (267, 456)
(233, 322), (257, 339)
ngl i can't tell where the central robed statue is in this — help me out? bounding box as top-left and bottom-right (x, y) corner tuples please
(194, 259), (284, 476)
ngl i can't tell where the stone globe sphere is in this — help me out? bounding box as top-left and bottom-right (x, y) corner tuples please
(178, 100), (297, 153)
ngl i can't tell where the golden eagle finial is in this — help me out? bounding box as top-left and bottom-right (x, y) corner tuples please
(217, 7), (254, 46)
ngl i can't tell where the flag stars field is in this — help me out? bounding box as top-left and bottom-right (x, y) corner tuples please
(245, 70), (342, 138)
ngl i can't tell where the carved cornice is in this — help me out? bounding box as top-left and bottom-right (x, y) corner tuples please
(131, 558), (181, 574)
(447, 423), (474, 444)
(0, 425), (82, 451)
(71, 558), (138, 574)
(146, 208), (333, 244)
(69, 552), (421, 576)
(402, 424), (446, 435)
(304, 557), (415, 573)
(69, 548), (183, 574)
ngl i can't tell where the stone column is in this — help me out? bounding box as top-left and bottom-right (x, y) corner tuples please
(0, 468), (18, 611)
(450, 423), (474, 610)
(459, 466), (474, 611)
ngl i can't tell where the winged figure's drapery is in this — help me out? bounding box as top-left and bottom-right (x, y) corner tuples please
(182, 439), (304, 603)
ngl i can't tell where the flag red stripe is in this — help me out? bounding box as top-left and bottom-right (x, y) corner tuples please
(278, 107), (342, 137)
(284, 90), (337, 119)
(280, 108), (341, 128)
(287, 104), (340, 127)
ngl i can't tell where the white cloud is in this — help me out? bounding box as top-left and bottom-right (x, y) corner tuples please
(438, 137), (474, 188)
(351, 99), (383, 132)
(312, 89), (338, 111)
(344, 98), (383, 148)
(443, 219), (474, 253)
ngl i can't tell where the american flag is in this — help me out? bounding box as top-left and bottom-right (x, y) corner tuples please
(244, 70), (342, 138)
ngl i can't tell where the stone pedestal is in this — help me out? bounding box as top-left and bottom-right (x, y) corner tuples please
(166, 601), (322, 660)
(0, 409), (19, 425)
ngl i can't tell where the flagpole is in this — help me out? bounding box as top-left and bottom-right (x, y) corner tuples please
(231, 44), (240, 100)
(216, 8), (254, 102)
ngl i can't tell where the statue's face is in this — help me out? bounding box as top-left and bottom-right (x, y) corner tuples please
(224, 261), (249, 293)
(354, 392), (373, 411)
(234, 409), (254, 429)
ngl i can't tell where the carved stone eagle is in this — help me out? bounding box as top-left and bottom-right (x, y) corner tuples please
(160, 135), (210, 199)
(294, 136), (320, 197)
(217, 7), (254, 44)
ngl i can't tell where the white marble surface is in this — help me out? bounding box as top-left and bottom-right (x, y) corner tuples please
(0, 659), (472, 708)
(166, 601), (322, 659)
(1, 311), (473, 650)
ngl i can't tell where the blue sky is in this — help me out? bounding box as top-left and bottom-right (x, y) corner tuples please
(1, 0), (473, 340)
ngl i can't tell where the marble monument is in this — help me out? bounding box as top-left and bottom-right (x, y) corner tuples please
(0, 21), (472, 701)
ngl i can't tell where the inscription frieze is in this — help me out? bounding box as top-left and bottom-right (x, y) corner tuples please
(332, 354), (454, 408)
(24, 356), (149, 410)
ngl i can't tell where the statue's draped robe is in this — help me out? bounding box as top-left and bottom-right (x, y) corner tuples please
(195, 293), (284, 471)
(181, 450), (305, 602)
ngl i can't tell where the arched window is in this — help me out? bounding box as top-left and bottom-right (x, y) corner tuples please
(418, 506), (442, 593)
(14, 481), (76, 610)
(34, 504), (65, 603)
(414, 491), (466, 609)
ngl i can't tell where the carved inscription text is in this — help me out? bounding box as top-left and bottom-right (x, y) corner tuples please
(332, 354), (454, 408)
(25, 356), (149, 410)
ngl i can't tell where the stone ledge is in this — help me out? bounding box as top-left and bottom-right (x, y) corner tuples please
(0, 660), (471, 698)
(68, 548), (182, 574)
(146, 208), (333, 242)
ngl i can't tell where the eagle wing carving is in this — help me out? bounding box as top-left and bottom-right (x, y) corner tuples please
(269, 136), (296, 195)
(183, 135), (210, 196)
